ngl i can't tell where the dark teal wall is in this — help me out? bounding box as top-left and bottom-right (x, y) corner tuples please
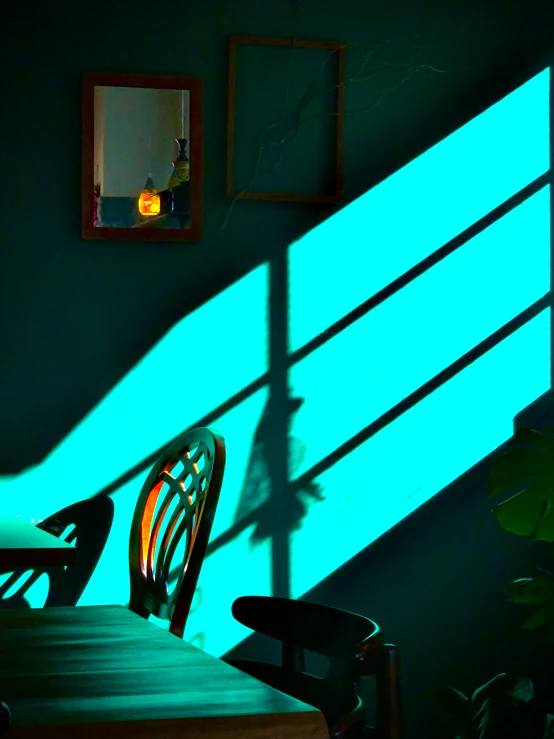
(2, 0), (554, 735)
(1, 0), (552, 473)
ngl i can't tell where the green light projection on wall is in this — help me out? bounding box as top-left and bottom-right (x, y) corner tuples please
(286, 66), (551, 603)
(289, 187), (551, 481)
(0, 68), (550, 660)
(0, 264), (269, 519)
(290, 310), (551, 598)
(288, 69), (550, 353)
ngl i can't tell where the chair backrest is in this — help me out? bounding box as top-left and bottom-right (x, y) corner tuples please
(0, 497), (114, 609)
(232, 595), (383, 672)
(128, 427), (225, 639)
(231, 596), (400, 738)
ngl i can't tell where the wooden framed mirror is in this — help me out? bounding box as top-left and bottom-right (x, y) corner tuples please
(82, 73), (203, 242)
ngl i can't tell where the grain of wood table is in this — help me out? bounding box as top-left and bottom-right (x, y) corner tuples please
(0, 516), (76, 568)
(0, 605), (329, 739)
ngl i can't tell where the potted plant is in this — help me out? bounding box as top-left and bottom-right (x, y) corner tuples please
(435, 427), (554, 738)
(489, 428), (554, 639)
(435, 672), (551, 738)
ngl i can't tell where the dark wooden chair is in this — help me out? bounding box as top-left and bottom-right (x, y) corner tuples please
(0, 496), (114, 609)
(128, 427), (226, 639)
(226, 596), (401, 739)
(0, 702), (9, 735)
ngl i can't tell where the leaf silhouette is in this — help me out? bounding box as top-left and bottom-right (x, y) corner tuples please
(507, 575), (554, 636)
(472, 674), (534, 739)
(489, 428), (554, 541)
(471, 673), (508, 709)
(543, 714), (554, 739)
(508, 577), (554, 605)
(508, 677), (534, 704)
(434, 685), (471, 737)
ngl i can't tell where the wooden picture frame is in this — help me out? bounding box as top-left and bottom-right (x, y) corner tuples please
(227, 36), (345, 204)
(82, 73), (203, 241)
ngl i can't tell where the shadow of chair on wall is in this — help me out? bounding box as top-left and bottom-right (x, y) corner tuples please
(231, 395), (325, 549)
(0, 496), (114, 609)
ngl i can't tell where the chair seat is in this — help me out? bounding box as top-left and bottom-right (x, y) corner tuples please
(227, 659), (363, 731)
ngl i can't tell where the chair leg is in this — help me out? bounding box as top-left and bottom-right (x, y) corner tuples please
(0, 701), (10, 735)
(375, 644), (401, 739)
(128, 599), (150, 622)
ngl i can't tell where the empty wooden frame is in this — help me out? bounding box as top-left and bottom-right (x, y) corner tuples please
(82, 73), (204, 242)
(227, 36), (345, 203)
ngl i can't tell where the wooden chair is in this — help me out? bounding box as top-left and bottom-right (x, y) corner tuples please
(0, 702), (10, 735)
(128, 427), (225, 639)
(226, 596), (401, 739)
(0, 497), (114, 609)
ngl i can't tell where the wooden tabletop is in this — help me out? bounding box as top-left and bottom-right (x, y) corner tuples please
(0, 517), (77, 568)
(0, 605), (328, 739)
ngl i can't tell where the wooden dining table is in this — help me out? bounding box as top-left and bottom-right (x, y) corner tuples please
(0, 604), (329, 738)
(0, 516), (76, 569)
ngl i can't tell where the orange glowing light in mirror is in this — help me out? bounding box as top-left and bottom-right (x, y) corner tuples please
(138, 189), (161, 216)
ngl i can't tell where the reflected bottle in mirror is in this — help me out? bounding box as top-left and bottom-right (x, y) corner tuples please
(93, 166), (102, 227)
(166, 138), (190, 229)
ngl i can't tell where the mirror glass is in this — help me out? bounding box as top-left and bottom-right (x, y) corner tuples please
(93, 86), (192, 229)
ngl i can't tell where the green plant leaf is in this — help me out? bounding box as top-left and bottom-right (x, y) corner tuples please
(489, 428), (554, 540)
(509, 677), (534, 702)
(434, 685), (471, 738)
(489, 429), (554, 492)
(471, 675), (534, 739)
(474, 696), (504, 739)
(507, 576), (554, 605)
(493, 486), (554, 540)
(521, 602), (554, 630)
(507, 576), (554, 639)
(471, 673), (508, 707)
(489, 447), (546, 499)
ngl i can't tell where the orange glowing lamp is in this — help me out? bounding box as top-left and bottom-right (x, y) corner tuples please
(138, 175), (161, 217)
